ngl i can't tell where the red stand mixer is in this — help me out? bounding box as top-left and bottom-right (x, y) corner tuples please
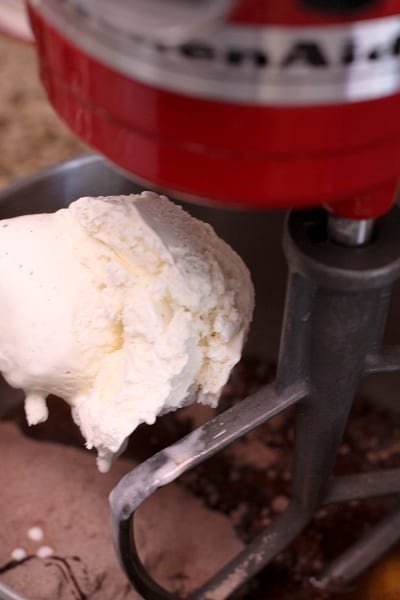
(18, 0), (400, 597)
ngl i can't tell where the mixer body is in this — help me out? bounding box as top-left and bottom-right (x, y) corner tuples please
(28, 0), (400, 217)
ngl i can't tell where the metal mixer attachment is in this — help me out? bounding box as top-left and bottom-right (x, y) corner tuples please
(110, 207), (400, 599)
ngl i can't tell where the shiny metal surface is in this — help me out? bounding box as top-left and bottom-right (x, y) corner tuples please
(328, 214), (375, 246)
(0, 583), (28, 600)
(68, 0), (238, 44)
(29, 2), (400, 105)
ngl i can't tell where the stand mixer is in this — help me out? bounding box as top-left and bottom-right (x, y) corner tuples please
(11, 0), (400, 597)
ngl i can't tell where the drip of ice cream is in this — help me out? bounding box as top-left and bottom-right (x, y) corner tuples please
(0, 193), (254, 471)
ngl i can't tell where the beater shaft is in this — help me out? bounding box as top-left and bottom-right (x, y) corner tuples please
(327, 214), (375, 247)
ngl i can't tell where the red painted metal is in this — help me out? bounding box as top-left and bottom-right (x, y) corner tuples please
(230, 0), (400, 25)
(27, 1), (400, 218)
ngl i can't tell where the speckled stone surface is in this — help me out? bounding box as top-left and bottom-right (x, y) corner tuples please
(0, 35), (85, 188)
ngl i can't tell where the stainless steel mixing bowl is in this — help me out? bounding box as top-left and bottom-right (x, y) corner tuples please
(1, 153), (400, 600)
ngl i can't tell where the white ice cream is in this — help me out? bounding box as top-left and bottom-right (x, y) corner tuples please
(0, 193), (254, 471)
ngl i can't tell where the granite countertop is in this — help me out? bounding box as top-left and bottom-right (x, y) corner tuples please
(0, 34), (85, 189)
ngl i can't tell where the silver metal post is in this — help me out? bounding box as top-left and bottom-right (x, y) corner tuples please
(328, 214), (375, 247)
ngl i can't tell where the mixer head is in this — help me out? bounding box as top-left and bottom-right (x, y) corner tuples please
(14, 1), (400, 598)
(28, 0), (400, 217)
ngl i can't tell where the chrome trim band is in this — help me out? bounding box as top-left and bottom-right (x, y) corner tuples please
(30, 1), (400, 105)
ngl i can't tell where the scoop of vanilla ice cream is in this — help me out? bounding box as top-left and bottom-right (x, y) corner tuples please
(0, 192), (254, 471)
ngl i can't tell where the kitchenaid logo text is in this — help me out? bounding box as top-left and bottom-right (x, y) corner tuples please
(50, 2), (400, 105)
(123, 17), (400, 104)
(138, 33), (400, 70)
